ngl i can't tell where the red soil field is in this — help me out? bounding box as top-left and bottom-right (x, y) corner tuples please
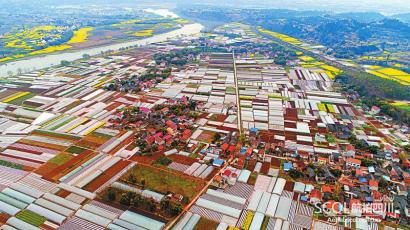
(84, 159), (131, 192)
(41, 150), (97, 181)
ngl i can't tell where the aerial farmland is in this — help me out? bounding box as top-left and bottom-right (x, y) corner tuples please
(0, 3), (409, 230)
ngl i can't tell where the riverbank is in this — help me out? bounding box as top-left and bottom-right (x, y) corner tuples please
(0, 23), (203, 76)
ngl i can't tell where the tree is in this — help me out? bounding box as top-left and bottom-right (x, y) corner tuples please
(133, 193), (144, 208)
(60, 60), (70, 66)
(107, 188), (116, 201)
(329, 168), (342, 178)
(155, 156), (173, 166)
(333, 183), (342, 200)
(146, 199), (156, 212)
(160, 198), (183, 216)
(160, 198), (171, 211)
(128, 174), (136, 184)
(214, 132), (222, 142)
(170, 203), (183, 216)
(399, 151), (409, 162)
(239, 133), (246, 145)
(361, 158), (375, 167)
(188, 100), (197, 110)
(120, 193), (131, 206)
(288, 169), (304, 179)
(379, 178), (390, 192)
(171, 140), (179, 147)
(151, 144), (158, 152)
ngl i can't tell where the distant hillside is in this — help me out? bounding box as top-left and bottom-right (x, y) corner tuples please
(180, 8), (410, 57)
(334, 12), (386, 22)
(393, 13), (410, 24)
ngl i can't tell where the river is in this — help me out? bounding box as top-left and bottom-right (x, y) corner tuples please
(0, 23), (203, 76)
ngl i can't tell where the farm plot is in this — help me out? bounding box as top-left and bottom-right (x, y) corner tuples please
(366, 67), (410, 85)
(122, 165), (205, 199)
(15, 210), (46, 227)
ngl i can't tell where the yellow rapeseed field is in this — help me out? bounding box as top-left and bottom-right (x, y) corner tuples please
(29, 45), (72, 55)
(391, 101), (410, 112)
(2, 92), (30, 103)
(299, 56), (315, 62)
(112, 19), (143, 27)
(0, 57), (14, 62)
(377, 68), (409, 76)
(258, 27), (302, 45)
(67, 27), (94, 44)
(366, 67), (410, 85)
(133, 29), (154, 37)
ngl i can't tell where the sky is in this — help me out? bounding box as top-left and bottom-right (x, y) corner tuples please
(2, 0), (410, 14)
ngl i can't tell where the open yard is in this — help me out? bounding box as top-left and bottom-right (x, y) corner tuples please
(122, 164), (205, 199)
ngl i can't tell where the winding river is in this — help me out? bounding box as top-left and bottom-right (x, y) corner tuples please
(0, 23), (203, 76)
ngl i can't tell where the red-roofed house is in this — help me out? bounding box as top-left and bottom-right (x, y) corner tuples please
(372, 190), (382, 202)
(166, 120), (177, 130)
(390, 168), (399, 181)
(228, 145), (237, 154)
(391, 153), (400, 163)
(309, 189), (322, 204)
(403, 172), (410, 185)
(155, 136), (164, 145)
(369, 180), (378, 190)
(345, 145), (355, 157)
(322, 185), (332, 193)
(164, 134), (172, 142)
(346, 158), (361, 169)
(318, 157), (328, 164)
(403, 158), (410, 168)
(371, 106), (380, 115)
(181, 129), (192, 142)
(221, 143), (229, 151)
(146, 135), (155, 145)
(223, 169), (232, 177)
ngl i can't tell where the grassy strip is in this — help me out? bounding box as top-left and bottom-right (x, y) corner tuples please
(16, 210), (46, 227)
(48, 153), (73, 165)
(0, 160), (23, 170)
(33, 129), (82, 140)
(261, 216), (270, 230)
(66, 146), (86, 155)
(49, 116), (77, 131)
(7, 92), (35, 106)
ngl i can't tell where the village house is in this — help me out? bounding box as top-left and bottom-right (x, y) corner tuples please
(368, 179), (379, 191)
(346, 157), (361, 169)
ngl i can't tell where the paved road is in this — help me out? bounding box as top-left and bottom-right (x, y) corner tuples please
(232, 50), (243, 134)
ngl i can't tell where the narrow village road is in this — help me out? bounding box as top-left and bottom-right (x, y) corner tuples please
(232, 50), (243, 134)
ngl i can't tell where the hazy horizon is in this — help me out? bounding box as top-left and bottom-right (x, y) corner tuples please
(1, 0), (410, 14)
